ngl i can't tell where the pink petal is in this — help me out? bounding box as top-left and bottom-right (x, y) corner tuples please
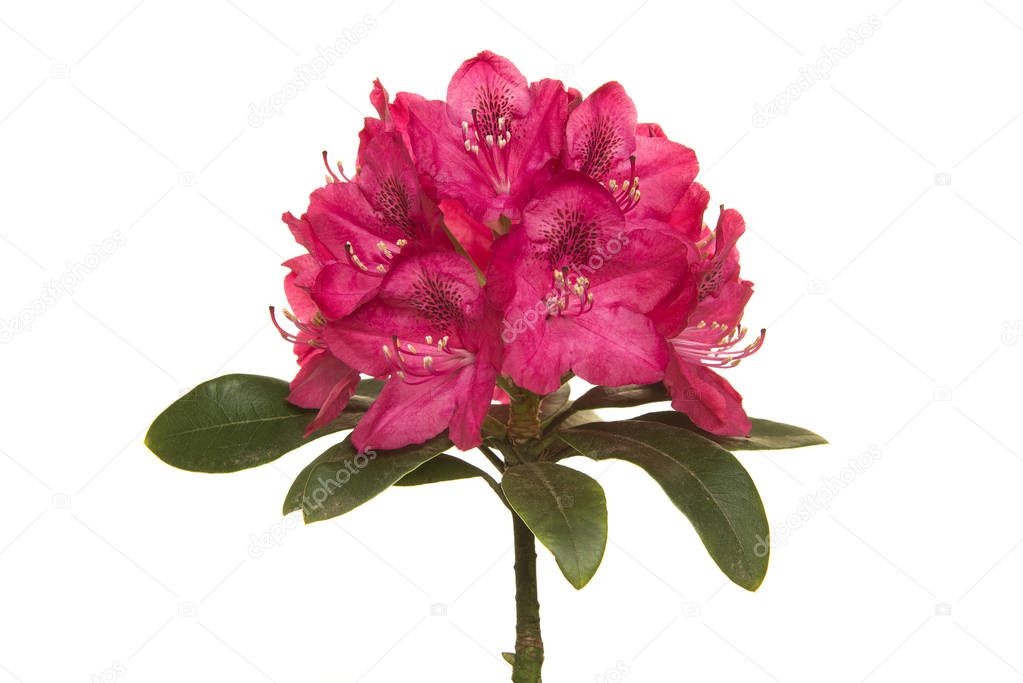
(624, 136), (699, 220)
(584, 225), (691, 314)
(565, 82), (637, 180)
(287, 350), (362, 435)
(403, 96), (495, 221)
(353, 371), (460, 451)
(439, 198), (494, 271)
(667, 181), (710, 241)
(357, 131), (436, 242)
(311, 262), (381, 319)
(664, 355), (752, 436)
(503, 304), (667, 394)
(369, 78), (390, 122)
(446, 51), (530, 133)
(636, 122), (667, 138)
(520, 172), (626, 267)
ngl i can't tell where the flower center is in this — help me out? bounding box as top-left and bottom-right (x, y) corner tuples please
(544, 268), (594, 318)
(462, 109), (513, 194)
(671, 322), (765, 368)
(604, 155), (641, 213)
(382, 334), (475, 385)
(344, 238), (407, 278)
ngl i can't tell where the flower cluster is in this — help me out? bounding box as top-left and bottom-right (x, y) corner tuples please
(276, 51), (764, 452)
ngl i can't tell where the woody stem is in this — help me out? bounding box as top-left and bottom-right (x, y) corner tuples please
(512, 510), (543, 682)
(504, 382), (545, 681)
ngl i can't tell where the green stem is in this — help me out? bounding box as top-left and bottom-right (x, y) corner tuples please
(478, 444), (507, 472)
(504, 382), (543, 446)
(512, 513), (543, 682)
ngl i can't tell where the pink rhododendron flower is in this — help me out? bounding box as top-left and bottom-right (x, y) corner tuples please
(283, 131), (447, 319)
(658, 207), (764, 435)
(272, 273), (360, 436)
(564, 82), (699, 220)
(325, 251), (500, 451)
(490, 173), (688, 394)
(401, 51), (568, 225)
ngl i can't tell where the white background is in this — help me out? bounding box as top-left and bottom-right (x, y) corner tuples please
(1, 1), (1021, 681)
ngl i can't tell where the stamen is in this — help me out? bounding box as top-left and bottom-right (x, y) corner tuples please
(672, 324), (766, 368)
(268, 306), (324, 348)
(382, 333), (475, 385)
(344, 241), (393, 278)
(344, 242), (369, 272)
(460, 107), (512, 193)
(545, 270), (594, 318)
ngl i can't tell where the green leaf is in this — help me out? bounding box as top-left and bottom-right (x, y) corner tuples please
(540, 382), (573, 421)
(558, 421), (769, 591)
(537, 409), (603, 459)
(146, 374), (317, 473)
(146, 374), (379, 473)
(501, 462), (608, 589)
(501, 652), (515, 666)
(283, 446), (332, 515)
(394, 454), (489, 486)
(569, 382), (670, 412)
(297, 435), (451, 523)
(634, 411), (828, 451)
